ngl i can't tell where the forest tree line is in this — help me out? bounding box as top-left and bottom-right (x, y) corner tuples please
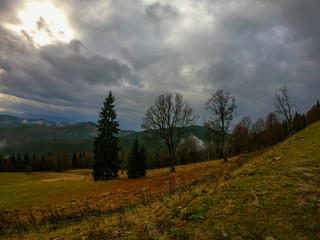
(0, 97), (319, 173)
(0, 151), (93, 172)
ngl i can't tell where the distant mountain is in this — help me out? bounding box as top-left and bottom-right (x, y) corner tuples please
(0, 115), (55, 127)
(0, 115), (21, 125)
(0, 115), (97, 155)
(19, 113), (76, 123)
(0, 111), (77, 123)
(0, 115), (208, 156)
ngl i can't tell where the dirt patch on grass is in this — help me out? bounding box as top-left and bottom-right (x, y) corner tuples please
(32, 170), (92, 182)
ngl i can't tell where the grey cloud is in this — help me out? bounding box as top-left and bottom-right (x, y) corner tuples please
(40, 41), (143, 87)
(61, 0), (175, 69)
(0, 26), (143, 110)
(144, 2), (180, 32)
(36, 17), (48, 31)
(0, 0), (25, 24)
(187, 0), (320, 119)
(282, 0), (320, 41)
(281, 0), (320, 63)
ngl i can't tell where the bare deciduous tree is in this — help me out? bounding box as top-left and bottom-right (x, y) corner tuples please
(229, 116), (252, 155)
(205, 90), (238, 162)
(240, 116), (252, 132)
(274, 85), (294, 137)
(251, 118), (265, 134)
(142, 92), (197, 172)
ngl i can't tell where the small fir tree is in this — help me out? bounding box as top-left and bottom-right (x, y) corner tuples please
(93, 91), (120, 180)
(127, 137), (146, 179)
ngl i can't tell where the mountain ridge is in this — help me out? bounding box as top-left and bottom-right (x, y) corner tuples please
(0, 115), (207, 156)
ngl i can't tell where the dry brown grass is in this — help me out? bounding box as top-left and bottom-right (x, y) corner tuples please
(1, 157), (240, 237)
(32, 170), (92, 182)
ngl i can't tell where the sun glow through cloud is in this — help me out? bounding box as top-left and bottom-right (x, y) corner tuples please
(7, 1), (73, 46)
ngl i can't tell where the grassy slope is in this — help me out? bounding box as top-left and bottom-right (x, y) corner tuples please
(159, 121), (320, 240)
(6, 122), (320, 239)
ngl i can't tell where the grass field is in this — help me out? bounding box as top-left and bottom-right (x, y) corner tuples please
(1, 121), (320, 239)
(0, 170), (119, 209)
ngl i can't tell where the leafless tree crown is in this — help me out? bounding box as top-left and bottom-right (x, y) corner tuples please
(274, 85), (294, 136)
(205, 90), (238, 137)
(141, 92), (197, 171)
(204, 90), (237, 162)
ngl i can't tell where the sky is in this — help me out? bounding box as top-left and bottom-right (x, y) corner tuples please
(0, 0), (319, 130)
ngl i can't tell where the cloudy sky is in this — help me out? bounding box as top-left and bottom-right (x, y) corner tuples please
(0, 0), (319, 129)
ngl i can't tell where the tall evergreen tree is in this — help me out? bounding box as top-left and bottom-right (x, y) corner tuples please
(0, 154), (3, 172)
(72, 152), (78, 169)
(16, 153), (22, 171)
(127, 137), (146, 179)
(23, 153), (31, 172)
(93, 91), (120, 180)
(8, 154), (16, 171)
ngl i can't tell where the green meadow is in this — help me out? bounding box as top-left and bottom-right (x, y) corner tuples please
(0, 171), (118, 209)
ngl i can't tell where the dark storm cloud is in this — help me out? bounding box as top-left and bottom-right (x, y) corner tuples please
(0, 25), (142, 109)
(281, 0), (320, 63)
(40, 41), (143, 87)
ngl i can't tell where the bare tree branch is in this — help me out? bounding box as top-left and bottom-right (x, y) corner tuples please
(274, 85), (294, 137)
(142, 92), (197, 172)
(204, 90), (238, 162)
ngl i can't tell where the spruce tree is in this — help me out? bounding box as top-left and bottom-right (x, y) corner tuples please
(127, 137), (146, 179)
(72, 152), (78, 169)
(138, 145), (147, 177)
(23, 153), (31, 172)
(16, 153), (22, 171)
(93, 91), (120, 180)
(0, 154), (3, 172)
(9, 154), (16, 172)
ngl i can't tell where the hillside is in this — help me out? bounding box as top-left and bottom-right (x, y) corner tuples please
(1, 121), (319, 239)
(0, 115), (207, 155)
(0, 115), (97, 155)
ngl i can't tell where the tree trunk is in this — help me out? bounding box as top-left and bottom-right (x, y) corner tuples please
(170, 154), (176, 172)
(223, 146), (228, 162)
(223, 136), (228, 162)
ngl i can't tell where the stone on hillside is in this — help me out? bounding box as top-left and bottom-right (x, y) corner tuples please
(145, 221), (159, 236)
(252, 191), (260, 206)
(222, 229), (229, 238)
(265, 236), (276, 240)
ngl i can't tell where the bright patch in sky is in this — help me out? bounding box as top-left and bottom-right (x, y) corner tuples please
(0, 93), (75, 112)
(7, 1), (72, 46)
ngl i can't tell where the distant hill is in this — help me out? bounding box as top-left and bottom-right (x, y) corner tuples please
(0, 115), (208, 156)
(0, 115), (97, 155)
(0, 111), (76, 123)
